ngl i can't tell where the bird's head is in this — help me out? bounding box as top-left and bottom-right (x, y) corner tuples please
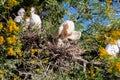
(30, 7), (35, 14)
(18, 8), (25, 17)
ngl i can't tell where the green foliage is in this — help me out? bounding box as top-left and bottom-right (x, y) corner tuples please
(0, 0), (120, 80)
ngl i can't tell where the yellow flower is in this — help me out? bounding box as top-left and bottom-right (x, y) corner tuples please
(17, 48), (22, 57)
(110, 39), (116, 44)
(106, 0), (112, 4)
(8, 47), (14, 56)
(8, 26), (13, 33)
(7, 35), (17, 45)
(0, 22), (3, 30)
(31, 49), (36, 55)
(0, 36), (5, 45)
(7, 37), (12, 44)
(35, 68), (41, 73)
(6, 0), (18, 9)
(13, 23), (19, 31)
(89, 67), (95, 79)
(7, 18), (19, 33)
(99, 48), (108, 57)
(14, 26), (19, 31)
(31, 59), (37, 63)
(0, 70), (3, 74)
(31, 49), (39, 55)
(12, 35), (17, 45)
(116, 62), (120, 72)
(13, 77), (17, 80)
(43, 59), (48, 64)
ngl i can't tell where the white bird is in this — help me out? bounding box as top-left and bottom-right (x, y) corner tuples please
(58, 20), (75, 39)
(117, 39), (120, 48)
(65, 31), (81, 41)
(14, 8), (25, 23)
(55, 20), (81, 47)
(105, 43), (119, 57)
(30, 7), (42, 31)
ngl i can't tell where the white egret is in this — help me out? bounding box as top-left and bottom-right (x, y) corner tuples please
(14, 8), (25, 23)
(58, 20), (75, 39)
(105, 43), (119, 56)
(30, 7), (42, 31)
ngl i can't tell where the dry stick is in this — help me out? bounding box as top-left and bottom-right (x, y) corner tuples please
(73, 56), (88, 78)
(0, 13), (8, 21)
(45, 62), (51, 73)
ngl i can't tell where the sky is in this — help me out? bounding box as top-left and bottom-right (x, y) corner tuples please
(62, 0), (120, 30)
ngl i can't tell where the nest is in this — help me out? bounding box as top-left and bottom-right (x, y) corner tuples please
(21, 32), (46, 51)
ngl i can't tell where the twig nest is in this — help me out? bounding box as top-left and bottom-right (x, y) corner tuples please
(105, 43), (119, 56)
(57, 38), (65, 47)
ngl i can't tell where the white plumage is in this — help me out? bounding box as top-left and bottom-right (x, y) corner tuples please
(56, 20), (81, 47)
(30, 7), (42, 30)
(65, 31), (81, 41)
(117, 39), (120, 48)
(105, 43), (119, 56)
(14, 8), (25, 23)
(58, 20), (75, 39)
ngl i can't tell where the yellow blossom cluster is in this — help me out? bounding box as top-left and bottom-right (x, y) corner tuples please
(0, 70), (3, 74)
(106, 29), (120, 44)
(6, 35), (17, 45)
(42, 59), (49, 64)
(8, 47), (14, 56)
(0, 22), (3, 31)
(110, 39), (116, 44)
(90, 70), (95, 79)
(6, 18), (19, 33)
(17, 48), (22, 57)
(31, 59), (37, 63)
(110, 30), (120, 40)
(5, 0), (19, 9)
(0, 36), (5, 45)
(0, 18), (22, 58)
(99, 48), (108, 57)
(106, 0), (112, 4)
(116, 62), (120, 72)
(31, 49), (39, 56)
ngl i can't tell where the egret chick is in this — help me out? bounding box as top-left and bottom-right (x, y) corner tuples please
(30, 7), (42, 31)
(58, 20), (75, 39)
(105, 43), (119, 57)
(14, 8), (25, 23)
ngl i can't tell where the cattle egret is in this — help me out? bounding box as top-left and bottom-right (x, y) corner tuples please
(30, 7), (42, 31)
(17, 8), (25, 17)
(105, 43), (119, 56)
(117, 39), (120, 48)
(14, 8), (25, 23)
(65, 31), (81, 41)
(58, 20), (75, 39)
(55, 20), (81, 47)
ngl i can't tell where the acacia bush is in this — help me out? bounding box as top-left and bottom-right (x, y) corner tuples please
(0, 0), (120, 80)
